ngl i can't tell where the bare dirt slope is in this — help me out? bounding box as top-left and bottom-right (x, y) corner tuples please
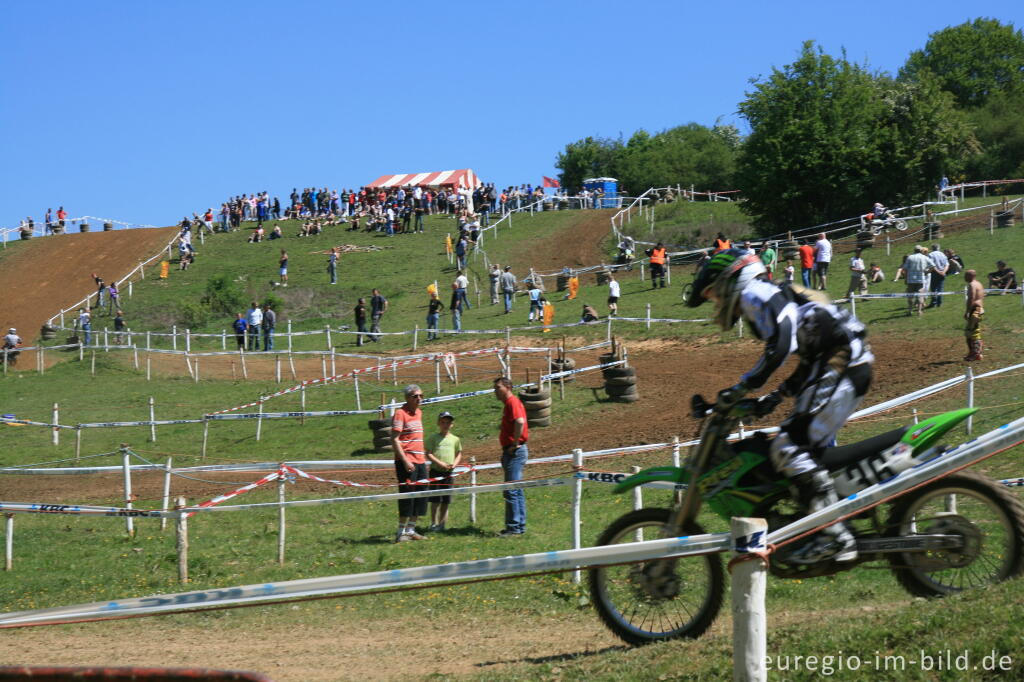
(0, 227), (179, 341)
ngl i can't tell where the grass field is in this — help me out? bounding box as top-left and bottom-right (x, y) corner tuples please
(3, 200), (1024, 679)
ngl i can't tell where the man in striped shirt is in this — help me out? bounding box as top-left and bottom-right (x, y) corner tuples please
(393, 384), (428, 542)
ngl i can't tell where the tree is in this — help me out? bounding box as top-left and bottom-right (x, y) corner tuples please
(736, 42), (975, 234)
(554, 136), (624, 191)
(964, 89), (1024, 179)
(901, 18), (1024, 108)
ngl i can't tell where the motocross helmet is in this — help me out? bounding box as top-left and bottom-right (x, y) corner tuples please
(685, 248), (767, 330)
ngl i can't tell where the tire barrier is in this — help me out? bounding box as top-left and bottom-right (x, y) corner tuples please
(602, 350), (638, 403)
(548, 356), (575, 383)
(518, 386), (552, 428)
(368, 418), (392, 453)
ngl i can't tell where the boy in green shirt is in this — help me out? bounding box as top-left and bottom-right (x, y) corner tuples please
(425, 411), (463, 532)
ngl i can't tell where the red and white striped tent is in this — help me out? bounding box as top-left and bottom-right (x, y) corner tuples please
(366, 169), (481, 189)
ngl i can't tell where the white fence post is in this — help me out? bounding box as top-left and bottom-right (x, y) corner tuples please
(731, 517), (768, 682)
(966, 366), (975, 435)
(121, 446), (135, 537)
(571, 447), (584, 584)
(149, 397), (157, 442)
(353, 375), (361, 411)
(646, 303), (651, 330)
(161, 457), (173, 532)
(469, 457), (478, 523)
(256, 397), (264, 441)
(52, 403), (59, 446)
(278, 471), (287, 565)
(4, 514), (12, 571)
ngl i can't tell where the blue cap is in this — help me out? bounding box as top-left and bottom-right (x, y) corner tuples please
(438, 411), (455, 420)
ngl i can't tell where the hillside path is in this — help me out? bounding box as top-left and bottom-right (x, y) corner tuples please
(0, 227), (178, 341)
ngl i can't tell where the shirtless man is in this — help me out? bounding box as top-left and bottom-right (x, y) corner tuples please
(964, 269), (985, 361)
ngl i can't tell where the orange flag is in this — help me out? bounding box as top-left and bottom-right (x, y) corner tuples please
(568, 277), (579, 300)
(542, 302), (555, 332)
(445, 234), (453, 254)
(160, 261), (169, 279)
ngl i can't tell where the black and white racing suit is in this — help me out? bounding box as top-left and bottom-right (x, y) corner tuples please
(737, 279), (874, 478)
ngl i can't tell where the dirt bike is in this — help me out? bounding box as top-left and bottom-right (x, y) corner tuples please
(869, 212), (908, 235)
(588, 394), (1024, 645)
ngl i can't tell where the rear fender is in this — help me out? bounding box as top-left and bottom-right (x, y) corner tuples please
(612, 465), (686, 494)
(902, 408), (977, 456)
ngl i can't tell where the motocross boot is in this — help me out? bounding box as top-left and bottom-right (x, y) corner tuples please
(788, 469), (858, 564)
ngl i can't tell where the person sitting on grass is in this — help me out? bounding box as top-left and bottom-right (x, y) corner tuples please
(868, 263), (884, 284)
(425, 411), (463, 533)
(268, 224), (283, 240)
(581, 303), (599, 323)
(248, 225), (264, 243)
(988, 261), (1017, 292)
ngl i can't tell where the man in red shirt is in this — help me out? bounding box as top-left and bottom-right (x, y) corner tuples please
(798, 239), (815, 288)
(392, 384), (428, 542)
(494, 377), (529, 536)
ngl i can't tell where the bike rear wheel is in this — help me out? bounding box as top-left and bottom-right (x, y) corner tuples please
(588, 508), (724, 645)
(887, 471), (1024, 597)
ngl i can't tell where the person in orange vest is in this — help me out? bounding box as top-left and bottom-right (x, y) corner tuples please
(648, 242), (667, 289)
(712, 232), (731, 253)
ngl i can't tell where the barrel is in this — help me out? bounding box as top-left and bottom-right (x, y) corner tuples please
(103, 222), (114, 231)
(40, 324), (57, 340)
(996, 211), (1014, 228)
(79, 222), (90, 233)
(856, 231), (875, 249)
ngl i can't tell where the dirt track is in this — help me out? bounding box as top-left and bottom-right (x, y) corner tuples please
(0, 227), (178, 341)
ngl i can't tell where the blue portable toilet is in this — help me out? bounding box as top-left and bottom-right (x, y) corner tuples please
(582, 177), (618, 208)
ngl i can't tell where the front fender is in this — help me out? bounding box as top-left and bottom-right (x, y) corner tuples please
(612, 465), (687, 494)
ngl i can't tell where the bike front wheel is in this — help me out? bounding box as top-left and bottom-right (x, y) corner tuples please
(680, 282), (694, 303)
(894, 218), (908, 231)
(588, 508), (724, 645)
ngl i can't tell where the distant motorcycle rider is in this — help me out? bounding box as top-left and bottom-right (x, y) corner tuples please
(687, 248), (874, 563)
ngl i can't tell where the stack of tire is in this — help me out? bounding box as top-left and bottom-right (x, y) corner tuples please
(368, 418), (393, 453)
(518, 386), (552, 428)
(602, 355), (638, 403)
(549, 356), (576, 383)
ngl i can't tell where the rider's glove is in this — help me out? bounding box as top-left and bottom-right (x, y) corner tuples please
(716, 382), (748, 411)
(755, 391), (782, 417)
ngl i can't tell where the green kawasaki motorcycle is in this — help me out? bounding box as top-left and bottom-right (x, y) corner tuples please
(589, 395), (1024, 645)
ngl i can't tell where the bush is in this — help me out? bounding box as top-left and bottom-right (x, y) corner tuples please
(202, 274), (246, 316)
(175, 299), (210, 329)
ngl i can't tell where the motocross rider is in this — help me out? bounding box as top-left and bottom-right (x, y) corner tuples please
(686, 248), (874, 563)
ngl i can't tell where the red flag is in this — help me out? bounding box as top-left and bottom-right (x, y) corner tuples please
(542, 175), (560, 188)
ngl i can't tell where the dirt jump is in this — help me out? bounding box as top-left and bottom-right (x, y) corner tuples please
(0, 227), (178, 342)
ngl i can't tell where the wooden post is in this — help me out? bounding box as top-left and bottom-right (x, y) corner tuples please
(288, 354), (297, 380)
(161, 457), (173, 532)
(200, 413), (208, 456)
(571, 448), (584, 584)
(631, 465), (643, 511)
(278, 472), (287, 565)
(4, 514), (12, 571)
(731, 517), (768, 682)
(175, 497), (188, 584)
(469, 456), (477, 523)
(149, 397), (157, 442)
(240, 348), (248, 379)
(256, 397), (264, 441)
(121, 445), (135, 537)
(52, 403), (59, 446)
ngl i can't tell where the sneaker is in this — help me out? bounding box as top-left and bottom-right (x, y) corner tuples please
(427, 523), (445, 532)
(395, 533), (411, 543)
(407, 531), (428, 540)
(498, 529), (524, 537)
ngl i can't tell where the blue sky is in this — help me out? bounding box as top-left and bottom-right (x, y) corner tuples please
(2, 1), (1021, 228)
